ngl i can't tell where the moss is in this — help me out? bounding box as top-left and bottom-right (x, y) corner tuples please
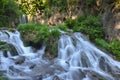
(0, 41), (18, 57)
(0, 70), (8, 80)
(0, 41), (6, 45)
(8, 28), (16, 32)
(0, 41), (9, 51)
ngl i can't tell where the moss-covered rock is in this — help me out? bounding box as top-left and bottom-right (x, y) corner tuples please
(0, 41), (18, 57)
(17, 23), (61, 59)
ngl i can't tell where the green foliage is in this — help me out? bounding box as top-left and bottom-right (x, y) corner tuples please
(0, 41), (9, 50)
(73, 15), (105, 41)
(0, 41), (18, 56)
(0, 41), (6, 45)
(15, 0), (47, 15)
(65, 18), (76, 29)
(0, 77), (8, 80)
(95, 38), (120, 60)
(18, 23), (62, 43)
(38, 26), (50, 42)
(0, 15), (9, 27)
(47, 0), (67, 12)
(109, 40), (120, 60)
(95, 38), (109, 50)
(76, 15), (85, 23)
(18, 23), (48, 43)
(58, 24), (69, 32)
(86, 0), (95, 6)
(0, 0), (20, 27)
(50, 29), (60, 38)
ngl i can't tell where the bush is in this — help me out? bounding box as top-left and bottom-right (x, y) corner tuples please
(0, 0), (20, 27)
(17, 23), (41, 44)
(109, 40), (120, 60)
(95, 38), (120, 60)
(73, 15), (105, 41)
(65, 18), (76, 29)
(86, 0), (95, 6)
(57, 24), (69, 32)
(95, 38), (109, 50)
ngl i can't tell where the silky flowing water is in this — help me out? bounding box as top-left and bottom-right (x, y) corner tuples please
(0, 30), (120, 80)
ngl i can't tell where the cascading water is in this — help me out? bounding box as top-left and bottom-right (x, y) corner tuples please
(0, 30), (120, 80)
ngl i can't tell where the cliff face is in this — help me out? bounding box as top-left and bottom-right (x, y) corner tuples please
(103, 7), (120, 41)
(101, 0), (120, 41)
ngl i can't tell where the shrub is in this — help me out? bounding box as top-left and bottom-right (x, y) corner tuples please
(76, 15), (85, 22)
(17, 23), (41, 44)
(57, 24), (69, 32)
(73, 15), (105, 41)
(109, 40), (120, 60)
(0, 0), (20, 27)
(65, 18), (76, 29)
(95, 38), (109, 50)
(86, 0), (95, 6)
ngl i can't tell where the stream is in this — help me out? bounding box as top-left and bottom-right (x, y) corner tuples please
(0, 30), (120, 80)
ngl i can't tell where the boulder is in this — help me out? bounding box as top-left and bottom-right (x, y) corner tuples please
(15, 56), (25, 64)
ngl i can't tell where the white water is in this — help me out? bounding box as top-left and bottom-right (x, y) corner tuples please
(0, 30), (120, 80)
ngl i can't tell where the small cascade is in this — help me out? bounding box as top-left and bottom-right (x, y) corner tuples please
(0, 30), (120, 80)
(56, 32), (120, 80)
(0, 30), (46, 79)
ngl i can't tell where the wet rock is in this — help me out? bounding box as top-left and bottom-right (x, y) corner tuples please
(1, 44), (18, 57)
(3, 50), (8, 57)
(9, 66), (21, 72)
(81, 53), (91, 67)
(29, 64), (36, 69)
(9, 44), (18, 56)
(53, 75), (61, 80)
(28, 40), (43, 49)
(32, 75), (42, 80)
(99, 57), (112, 72)
(15, 56), (25, 64)
(71, 69), (85, 80)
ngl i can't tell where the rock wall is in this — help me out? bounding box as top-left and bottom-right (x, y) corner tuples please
(102, 3), (120, 41)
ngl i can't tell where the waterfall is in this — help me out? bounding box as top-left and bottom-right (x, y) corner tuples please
(0, 30), (120, 80)
(21, 14), (28, 24)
